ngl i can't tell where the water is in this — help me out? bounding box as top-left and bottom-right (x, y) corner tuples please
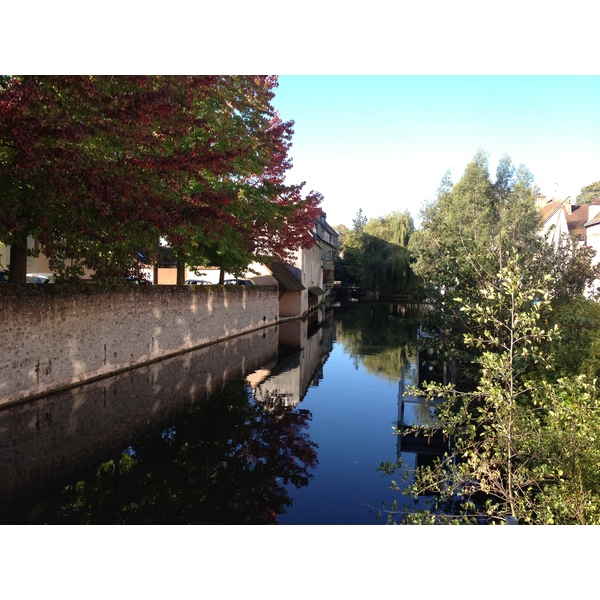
(0, 302), (428, 524)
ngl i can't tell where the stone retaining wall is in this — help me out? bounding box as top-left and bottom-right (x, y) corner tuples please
(0, 284), (279, 406)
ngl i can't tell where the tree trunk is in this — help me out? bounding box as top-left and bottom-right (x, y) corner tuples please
(219, 268), (225, 285)
(9, 235), (28, 283)
(176, 259), (185, 286)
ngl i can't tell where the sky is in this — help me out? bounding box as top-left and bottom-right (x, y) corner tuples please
(272, 75), (600, 228)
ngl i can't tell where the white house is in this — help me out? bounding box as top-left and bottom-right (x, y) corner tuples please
(539, 195), (600, 295)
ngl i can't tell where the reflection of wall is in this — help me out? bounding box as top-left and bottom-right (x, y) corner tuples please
(0, 285), (278, 406)
(0, 326), (279, 518)
(249, 316), (333, 410)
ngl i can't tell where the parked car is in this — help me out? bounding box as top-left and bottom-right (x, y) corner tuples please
(185, 279), (212, 285)
(124, 275), (152, 285)
(224, 279), (255, 287)
(26, 273), (55, 284)
(0, 270), (9, 283)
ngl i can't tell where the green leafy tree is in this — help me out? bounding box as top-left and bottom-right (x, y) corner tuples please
(380, 255), (600, 524)
(337, 209), (415, 294)
(336, 209), (368, 286)
(408, 151), (597, 387)
(576, 180), (600, 205)
(362, 211), (415, 293)
(333, 224), (350, 250)
(545, 297), (600, 380)
(352, 208), (367, 233)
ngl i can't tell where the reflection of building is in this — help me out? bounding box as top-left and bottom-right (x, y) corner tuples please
(247, 314), (334, 411)
(0, 325), (280, 518)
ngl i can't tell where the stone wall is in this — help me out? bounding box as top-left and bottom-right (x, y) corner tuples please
(0, 284), (279, 406)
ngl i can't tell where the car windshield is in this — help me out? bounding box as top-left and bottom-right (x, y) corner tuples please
(26, 273), (54, 283)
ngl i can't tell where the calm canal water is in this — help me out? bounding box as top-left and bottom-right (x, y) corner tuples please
(0, 301), (428, 525)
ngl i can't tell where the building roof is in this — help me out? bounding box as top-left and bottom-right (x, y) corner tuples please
(539, 199), (566, 223)
(267, 261), (305, 292)
(565, 204), (589, 240)
(583, 197), (600, 228)
(320, 219), (338, 238)
(308, 286), (325, 296)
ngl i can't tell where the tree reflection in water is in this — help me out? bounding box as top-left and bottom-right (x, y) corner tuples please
(335, 302), (423, 381)
(29, 381), (318, 525)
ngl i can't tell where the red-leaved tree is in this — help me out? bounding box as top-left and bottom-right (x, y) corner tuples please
(0, 76), (322, 283)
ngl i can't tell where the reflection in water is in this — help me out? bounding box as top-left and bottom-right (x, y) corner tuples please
(335, 303), (422, 381)
(1, 302), (431, 524)
(248, 317), (333, 410)
(396, 359), (450, 474)
(0, 315), (330, 524)
(30, 382), (317, 524)
(334, 302), (450, 500)
(377, 329), (455, 523)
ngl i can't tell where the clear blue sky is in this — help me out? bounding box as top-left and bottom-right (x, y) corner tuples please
(272, 76), (600, 228)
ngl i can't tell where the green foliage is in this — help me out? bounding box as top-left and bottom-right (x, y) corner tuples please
(364, 211), (414, 247)
(530, 375), (600, 524)
(352, 208), (367, 233)
(576, 180), (600, 205)
(0, 76), (322, 283)
(408, 150), (598, 381)
(547, 298), (600, 380)
(337, 209), (416, 294)
(381, 256), (600, 524)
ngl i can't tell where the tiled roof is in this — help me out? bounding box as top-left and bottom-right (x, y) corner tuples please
(267, 261), (305, 292)
(565, 204), (588, 239)
(539, 199), (565, 223)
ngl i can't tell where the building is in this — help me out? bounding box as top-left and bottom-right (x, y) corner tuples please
(1, 214), (339, 311)
(538, 195), (600, 294)
(244, 213), (339, 319)
(538, 196), (572, 247)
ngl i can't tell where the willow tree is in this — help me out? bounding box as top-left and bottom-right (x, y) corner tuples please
(337, 209), (415, 294)
(362, 210), (414, 293)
